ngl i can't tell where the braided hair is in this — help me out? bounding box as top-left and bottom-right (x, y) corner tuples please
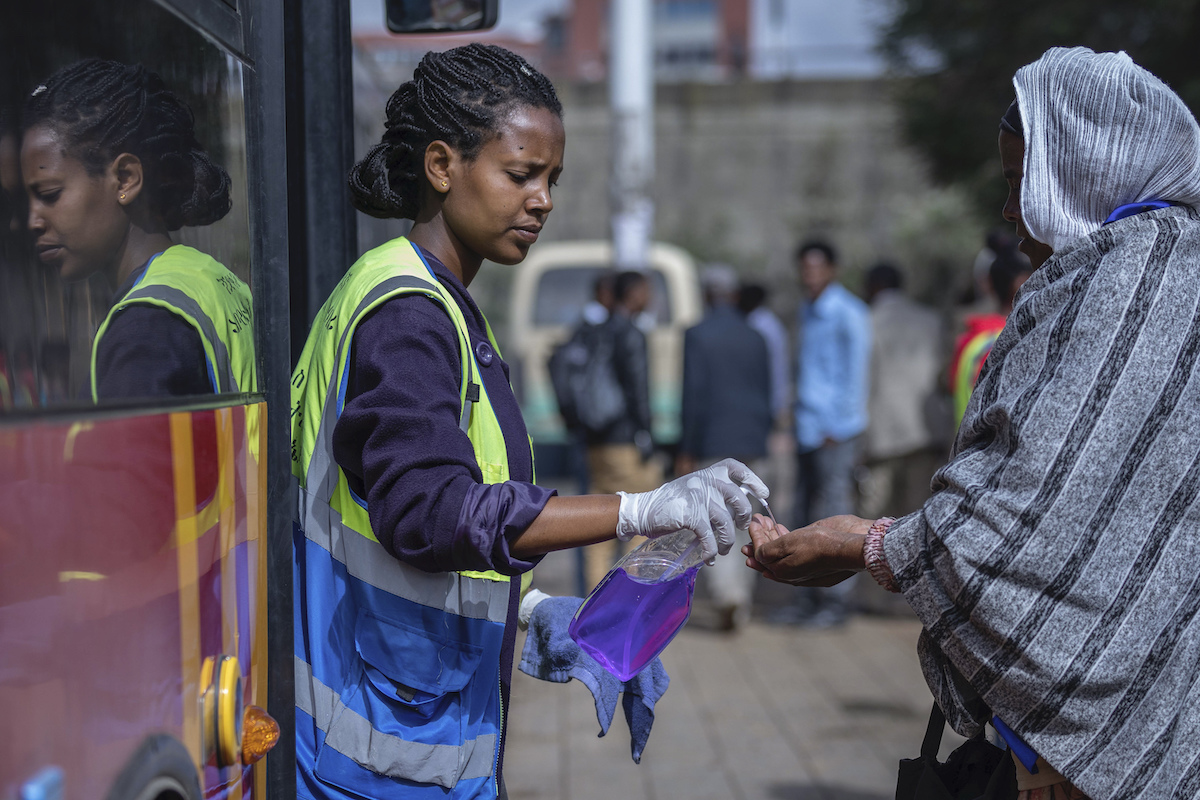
(349, 43), (562, 220)
(24, 58), (231, 231)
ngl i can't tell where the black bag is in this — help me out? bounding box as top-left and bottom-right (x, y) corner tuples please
(547, 322), (626, 436)
(896, 703), (1017, 800)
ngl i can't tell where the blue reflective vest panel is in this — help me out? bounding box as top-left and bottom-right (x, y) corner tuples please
(294, 521), (506, 798)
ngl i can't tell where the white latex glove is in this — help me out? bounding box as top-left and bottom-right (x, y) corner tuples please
(518, 588), (552, 630)
(616, 458), (769, 563)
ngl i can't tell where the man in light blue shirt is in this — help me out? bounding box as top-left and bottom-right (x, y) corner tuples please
(780, 240), (871, 626)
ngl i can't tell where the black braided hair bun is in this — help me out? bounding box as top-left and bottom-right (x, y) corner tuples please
(349, 43), (562, 220)
(25, 58), (231, 231)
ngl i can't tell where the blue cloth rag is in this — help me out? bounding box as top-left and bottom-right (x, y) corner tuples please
(518, 595), (669, 763)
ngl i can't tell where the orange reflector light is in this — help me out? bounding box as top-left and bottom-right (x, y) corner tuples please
(241, 705), (280, 764)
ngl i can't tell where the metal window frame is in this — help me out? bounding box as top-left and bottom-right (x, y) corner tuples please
(241, 0), (297, 794)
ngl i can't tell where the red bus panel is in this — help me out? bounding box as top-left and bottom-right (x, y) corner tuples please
(0, 403), (269, 799)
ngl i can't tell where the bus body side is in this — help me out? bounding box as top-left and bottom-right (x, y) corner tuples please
(0, 403), (269, 799)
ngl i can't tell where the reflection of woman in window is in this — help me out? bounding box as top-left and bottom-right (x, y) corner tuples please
(22, 58), (256, 401)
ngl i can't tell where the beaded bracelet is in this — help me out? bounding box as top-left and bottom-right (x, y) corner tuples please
(863, 516), (899, 593)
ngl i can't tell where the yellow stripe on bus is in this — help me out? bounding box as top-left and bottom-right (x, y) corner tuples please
(216, 408), (238, 664)
(169, 412), (203, 768)
(249, 403), (269, 796)
(215, 407), (242, 795)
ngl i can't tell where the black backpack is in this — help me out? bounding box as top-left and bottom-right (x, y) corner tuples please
(547, 322), (626, 437)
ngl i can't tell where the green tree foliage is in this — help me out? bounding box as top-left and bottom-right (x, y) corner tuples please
(881, 0), (1200, 214)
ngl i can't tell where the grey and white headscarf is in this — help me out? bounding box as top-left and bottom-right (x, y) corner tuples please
(884, 48), (1200, 800)
(1014, 46), (1200, 250)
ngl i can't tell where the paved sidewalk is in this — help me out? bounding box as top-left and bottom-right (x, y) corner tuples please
(505, 550), (963, 800)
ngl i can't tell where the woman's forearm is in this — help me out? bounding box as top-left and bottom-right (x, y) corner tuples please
(510, 494), (621, 558)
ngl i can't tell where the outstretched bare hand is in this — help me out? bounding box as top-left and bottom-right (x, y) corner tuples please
(743, 514), (872, 587)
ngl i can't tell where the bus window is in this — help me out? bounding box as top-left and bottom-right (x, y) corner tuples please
(0, 2), (276, 797)
(1, 0), (255, 410)
(534, 266), (674, 327)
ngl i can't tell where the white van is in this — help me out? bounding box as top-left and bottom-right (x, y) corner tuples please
(508, 241), (702, 469)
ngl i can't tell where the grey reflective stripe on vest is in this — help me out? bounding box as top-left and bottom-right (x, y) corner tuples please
(460, 392), (473, 433)
(330, 275), (438, 398)
(300, 487), (510, 623)
(126, 283), (237, 392)
(305, 275), (440, 502)
(331, 271), (477, 434)
(306, 274), (476, 500)
(459, 351), (476, 434)
(295, 656), (496, 789)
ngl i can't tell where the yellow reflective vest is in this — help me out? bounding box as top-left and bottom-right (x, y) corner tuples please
(90, 244), (257, 399)
(291, 237), (528, 798)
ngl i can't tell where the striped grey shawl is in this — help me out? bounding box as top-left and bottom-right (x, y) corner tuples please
(885, 205), (1200, 800)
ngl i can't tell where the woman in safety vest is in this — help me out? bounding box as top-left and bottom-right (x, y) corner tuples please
(291, 43), (766, 799)
(22, 58), (256, 400)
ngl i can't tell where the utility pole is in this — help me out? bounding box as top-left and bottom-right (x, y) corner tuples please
(609, 0), (654, 271)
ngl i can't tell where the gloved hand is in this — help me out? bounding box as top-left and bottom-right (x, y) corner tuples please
(616, 458), (768, 563)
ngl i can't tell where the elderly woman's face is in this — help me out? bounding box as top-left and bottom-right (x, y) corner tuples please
(999, 130), (1054, 269)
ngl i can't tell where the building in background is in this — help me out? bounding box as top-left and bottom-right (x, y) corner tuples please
(550, 0), (750, 82)
(544, 0), (883, 83)
(350, 0), (886, 84)
(750, 0), (886, 80)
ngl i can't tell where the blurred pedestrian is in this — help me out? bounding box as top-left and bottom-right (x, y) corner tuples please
(859, 264), (943, 615)
(965, 228), (1019, 312)
(949, 250), (1032, 426)
(678, 265), (773, 631)
(738, 280), (795, 607)
(580, 269), (661, 589)
(861, 262), (944, 519)
(583, 270), (615, 325)
(549, 271), (618, 474)
(739, 282), (790, 423)
(778, 239), (870, 627)
(548, 272), (618, 592)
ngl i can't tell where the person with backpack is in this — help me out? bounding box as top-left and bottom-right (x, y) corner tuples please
(549, 272), (621, 440)
(575, 270), (663, 589)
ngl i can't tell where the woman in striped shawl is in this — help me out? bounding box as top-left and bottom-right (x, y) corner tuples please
(746, 47), (1200, 800)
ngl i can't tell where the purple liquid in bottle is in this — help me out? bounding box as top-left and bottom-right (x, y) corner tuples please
(568, 564), (700, 681)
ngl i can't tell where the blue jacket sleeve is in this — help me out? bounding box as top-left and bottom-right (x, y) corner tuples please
(332, 296), (552, 576)
(828, 299), (872, 442)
